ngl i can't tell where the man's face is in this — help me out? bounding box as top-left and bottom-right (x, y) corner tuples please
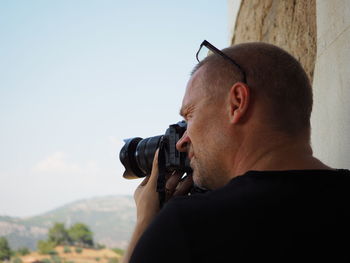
(177, 67), (229, 189)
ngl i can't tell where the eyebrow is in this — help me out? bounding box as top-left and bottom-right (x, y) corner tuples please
(179, 107), (186, 117)
(179, 104), (193, 118)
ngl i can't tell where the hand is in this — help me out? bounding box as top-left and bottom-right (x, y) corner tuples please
(123, 150), (193, 263)
(164, 171), (193, 202)
(122, 155), (161, 263)
(134, 149), (161, 225)
(134, 149), (194, 225)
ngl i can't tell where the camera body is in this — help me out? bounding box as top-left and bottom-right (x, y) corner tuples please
(119, 121), (191, 179)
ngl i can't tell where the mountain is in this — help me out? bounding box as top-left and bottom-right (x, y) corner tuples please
(0, 195), (136, 250)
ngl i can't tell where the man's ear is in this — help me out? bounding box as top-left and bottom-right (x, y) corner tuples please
(228, 82), (250, 124)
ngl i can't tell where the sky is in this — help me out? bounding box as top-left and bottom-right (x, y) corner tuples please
(0, 0), (229, 217)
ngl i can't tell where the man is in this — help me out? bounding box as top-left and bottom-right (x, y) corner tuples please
(122, 42), (350, 262)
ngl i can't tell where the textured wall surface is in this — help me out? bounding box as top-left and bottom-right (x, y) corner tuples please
(231, 0), (316, 82)
(310, 0), (350, 168)
(227, 0), (350, 168)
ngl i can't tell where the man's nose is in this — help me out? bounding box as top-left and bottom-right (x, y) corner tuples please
(176, 131), (190, 152)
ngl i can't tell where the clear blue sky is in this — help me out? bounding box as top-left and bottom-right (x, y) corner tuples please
(0, 0), (228, 217)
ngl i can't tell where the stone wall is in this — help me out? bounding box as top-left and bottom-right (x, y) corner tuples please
(231, 0), (316, 82)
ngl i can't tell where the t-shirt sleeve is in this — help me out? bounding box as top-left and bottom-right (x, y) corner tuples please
(129, 200), (191, 263)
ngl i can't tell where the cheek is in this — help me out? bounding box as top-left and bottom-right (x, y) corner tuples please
(188, 126), (214, 154)
(187, 122), (204, 145)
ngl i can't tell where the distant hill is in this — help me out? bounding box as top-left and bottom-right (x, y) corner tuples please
(0, 195), (136, 250)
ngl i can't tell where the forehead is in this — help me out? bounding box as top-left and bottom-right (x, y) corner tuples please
(181, 66), (207, 111)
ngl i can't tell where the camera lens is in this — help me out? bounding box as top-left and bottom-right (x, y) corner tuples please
(135, 135), (162, 176)
(119, 121), (190, 180)
(119, 135), (162, 179)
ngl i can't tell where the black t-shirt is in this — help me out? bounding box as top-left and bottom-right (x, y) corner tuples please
(130, 169), (350, 263)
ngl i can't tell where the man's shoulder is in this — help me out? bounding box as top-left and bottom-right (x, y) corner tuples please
(164, 169), (350, 212)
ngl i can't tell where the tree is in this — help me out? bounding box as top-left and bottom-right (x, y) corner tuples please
(68, 223), (94, 247)
(16, 247), (30, 256)
(37, 240), (56, 255)
(48, 223), (69, 245)
(0, 237), (11, 261)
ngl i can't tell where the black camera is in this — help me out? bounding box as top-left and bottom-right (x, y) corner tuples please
(119, 120), (192, 179)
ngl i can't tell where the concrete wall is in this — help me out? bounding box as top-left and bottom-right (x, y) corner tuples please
(227, 0), (350, 168)
(310, 0), (350, 168)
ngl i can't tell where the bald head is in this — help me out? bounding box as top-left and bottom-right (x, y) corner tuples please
(192, 42), (313, 137)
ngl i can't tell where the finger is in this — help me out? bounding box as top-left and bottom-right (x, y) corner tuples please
(165, 172), (185, 201)
(173, 174), (193, 196)
(139, 175), (150, 187)
(134, 175), (150, 200)
(147, 149), (160, 187)
(165, 171), (183, 192)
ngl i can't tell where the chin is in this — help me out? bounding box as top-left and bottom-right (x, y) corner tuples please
(191, 171), (204, 189)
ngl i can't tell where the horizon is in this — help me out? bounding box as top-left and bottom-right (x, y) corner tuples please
(0, 194), (135, 219)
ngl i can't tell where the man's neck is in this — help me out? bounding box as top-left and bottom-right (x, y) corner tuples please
(229, 132), (331, 179)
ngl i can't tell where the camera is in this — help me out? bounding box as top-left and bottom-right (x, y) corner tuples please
(119, 120), (192, 179)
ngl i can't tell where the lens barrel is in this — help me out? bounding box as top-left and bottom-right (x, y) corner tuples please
(135, 135), (162, 176)
(119, 136), (162, 179)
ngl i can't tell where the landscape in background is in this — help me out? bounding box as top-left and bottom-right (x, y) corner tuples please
(0, 195), (135, 263)
(0, 244), (123, 263)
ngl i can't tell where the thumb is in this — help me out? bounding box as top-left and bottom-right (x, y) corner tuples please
(147, 149), (160, 187)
